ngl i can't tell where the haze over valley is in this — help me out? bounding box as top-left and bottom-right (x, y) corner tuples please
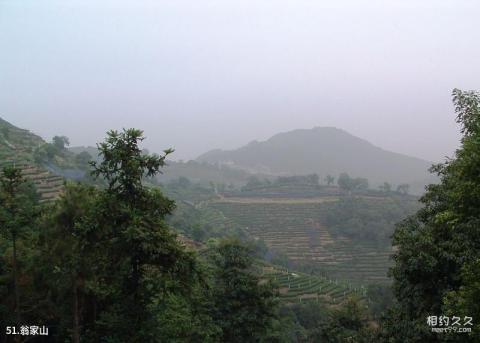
(1, 1), (479, 342)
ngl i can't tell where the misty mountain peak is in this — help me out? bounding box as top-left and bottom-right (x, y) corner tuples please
(196, 126), (435, 191)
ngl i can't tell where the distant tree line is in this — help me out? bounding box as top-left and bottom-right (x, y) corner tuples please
(322, 197), (420, 244)
(336, 173), (369, 192)
(33, 135), (93, 170)
(240, 172), (410, 197)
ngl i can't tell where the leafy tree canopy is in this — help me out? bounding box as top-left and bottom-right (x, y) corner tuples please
(387, 89), (480, 342)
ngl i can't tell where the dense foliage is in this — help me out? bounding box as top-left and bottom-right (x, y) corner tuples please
(0, 129), (282, 342)
(323, 196), (421, 244)
(385, 89), (480, 341)
(337, 173), (369, 192)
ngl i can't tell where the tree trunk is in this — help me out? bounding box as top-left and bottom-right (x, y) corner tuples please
(73, 275), (80, 343)
(12, 234), (21, 343)
(93, 297), (97, 325)
(12, 234), (21, 326)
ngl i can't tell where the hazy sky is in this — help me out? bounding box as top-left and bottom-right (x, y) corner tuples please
(1, 0), (478, 162)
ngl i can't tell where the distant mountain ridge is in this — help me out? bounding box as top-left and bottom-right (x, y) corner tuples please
(197, 127), (437, 193)
(2, 116), (437, 194)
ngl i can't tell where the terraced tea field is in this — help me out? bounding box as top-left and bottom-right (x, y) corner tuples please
(0, 161), (64, 202)
(213, 196), (339, 204)
(209, 198), (394, 284)
(0, 118), (44, 162)
(0, 118), (65, 201)
(258, 263), (366, 305)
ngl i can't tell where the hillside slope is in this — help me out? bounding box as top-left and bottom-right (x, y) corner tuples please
(0, 117), (44, 162)
(0, 117), (65, 201)
(197, 127), (436, 192)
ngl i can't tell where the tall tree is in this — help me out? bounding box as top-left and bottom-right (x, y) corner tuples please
(211, 239), (279, 342)
(387, 89), (480, 341)
(37, 182), (100, 342)
(379, 182), (392, 193)
(0, 166), (37, 327)
(89, 129), (200, 340)
(325, 174), (335, 186)
(337, 173), (353, 191)
(396, 183), (410, 195)
(321, 296), (372, 342)
(52, 135), (70, 150)
(338, 173), (369, 192)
